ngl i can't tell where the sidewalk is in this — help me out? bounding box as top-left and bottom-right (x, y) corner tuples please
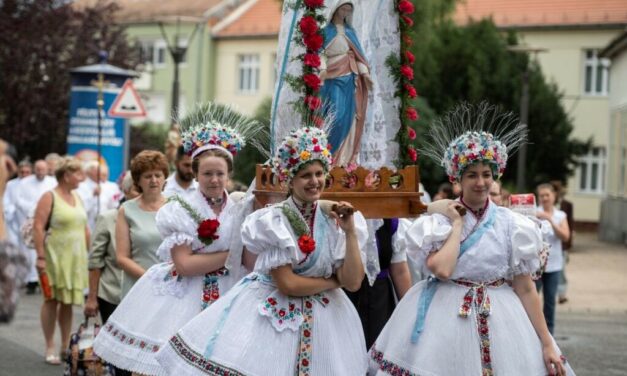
(556, 232), (627, 315)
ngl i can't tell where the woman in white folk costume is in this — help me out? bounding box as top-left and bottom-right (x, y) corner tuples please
(157, 126), (370, 375)
(93, 103), (262, 375)
(369, 103), (575, 376)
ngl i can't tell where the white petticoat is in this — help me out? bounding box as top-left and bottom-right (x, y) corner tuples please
(156, 274), (368, 376)
(93, 262), (240, 375)
(368, 279), (576, 376)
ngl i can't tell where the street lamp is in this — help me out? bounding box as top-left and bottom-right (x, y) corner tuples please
(507, 45), (547, 192)
(157, 16), (204, 124)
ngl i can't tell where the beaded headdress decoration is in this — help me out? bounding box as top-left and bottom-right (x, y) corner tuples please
(421, 102), (528, 181)
(179, 102), (267, 160)
(272, 126), (333, 182)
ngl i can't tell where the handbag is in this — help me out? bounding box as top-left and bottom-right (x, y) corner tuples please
(63, 317), (114, 376)
(20, 191), (54, 248)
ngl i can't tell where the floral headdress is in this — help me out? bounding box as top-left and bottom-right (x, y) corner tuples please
(421, 102), (528, 181)
(179, 102), (268, 160)
(272, 126), (333, 181)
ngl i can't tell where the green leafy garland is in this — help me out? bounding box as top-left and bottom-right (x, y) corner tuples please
(280, 204), (310, 237)
(168, 196), (203, 222)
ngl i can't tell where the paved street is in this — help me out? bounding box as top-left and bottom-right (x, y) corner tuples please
(1, 232), (626, 375)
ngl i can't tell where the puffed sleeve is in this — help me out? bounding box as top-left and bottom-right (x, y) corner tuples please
(241, 207), (301, 274)
(330, 211), (369, 271)
(404, 213), (452, 268)
(154, 197), (201, 262)
(390, 219), (410, 264)
(509, 212), (543, 276)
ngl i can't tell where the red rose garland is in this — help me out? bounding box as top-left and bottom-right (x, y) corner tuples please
(284, 0), (326, 122)
(385, 0), (419, 167)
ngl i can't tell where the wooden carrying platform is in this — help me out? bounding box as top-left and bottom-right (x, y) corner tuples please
(253, 164), (427, 218)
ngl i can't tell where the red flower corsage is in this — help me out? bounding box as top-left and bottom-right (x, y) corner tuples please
(198, 219), (220, 245)
(298, 234), (316, 254)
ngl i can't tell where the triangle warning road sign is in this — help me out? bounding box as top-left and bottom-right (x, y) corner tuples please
(108, 79), (147, 118)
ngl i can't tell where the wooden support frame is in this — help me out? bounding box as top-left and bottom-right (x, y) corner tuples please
(253, 164), (427, 218)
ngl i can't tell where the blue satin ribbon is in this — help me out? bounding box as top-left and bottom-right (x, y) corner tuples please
(203, 273), (273, 358)
(410, 205), (496, 344)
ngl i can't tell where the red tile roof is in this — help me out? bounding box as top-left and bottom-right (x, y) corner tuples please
(454, 0), (627, 28)
(73, 0), (225, 23)
(213, 0), (282, 38)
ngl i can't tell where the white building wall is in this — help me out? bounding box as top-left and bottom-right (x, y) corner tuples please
(519, 29), (623, 222)
(213, 38), (277, 116)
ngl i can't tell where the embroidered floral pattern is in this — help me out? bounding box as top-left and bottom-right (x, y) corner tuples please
(201, 268), (229, 310)
(296, 294), (328, 376)
(163, 263), (183, 283)
(168, 334), (245, 375)
(297, 297), (314, 376)
(103, 322), (160, 353)
(259, 294), (303, 330)
(369, 346), (419, 376)
(452, 279), (505, 376)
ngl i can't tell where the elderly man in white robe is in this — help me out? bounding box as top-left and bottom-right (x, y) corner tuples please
(15, 159), (57, 293)
(77, 161), (121, 233)
(3, 160), (32, 245)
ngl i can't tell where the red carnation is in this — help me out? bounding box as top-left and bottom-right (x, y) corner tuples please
(303, 73), (321, 91)
(400, 65), (414, 80)
(303, 34), (323, 51)
(299, 16), (318, 36)
(407, 127), (416, 140)
(401, 15), (414, 27)
(304, 53), (321, 68)
(198, 219), (220, 244)
(398, 0), (415, 14)
(313, 145), (322, 152)
(408, 146), (418, 162)
(404, 83), (417, 98)
(305, 95), (322, 110)
(304, 0), (324, 8)
(405, 51), (415, 64)
(298, 234), (316, 254)
(406, 107), (419, 121)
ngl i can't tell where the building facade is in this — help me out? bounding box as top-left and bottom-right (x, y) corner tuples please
(456, 0), (627, 225)
(599, 30), (627, 243)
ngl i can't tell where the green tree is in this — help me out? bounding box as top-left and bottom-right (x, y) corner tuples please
(0, 0), (137, 160)
(414, 18), (588, 193)
(232, 97), (272, 185)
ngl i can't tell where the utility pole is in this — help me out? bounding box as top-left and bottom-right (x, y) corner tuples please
(508, 45), (547, 192)
(158, 17), (202, 124)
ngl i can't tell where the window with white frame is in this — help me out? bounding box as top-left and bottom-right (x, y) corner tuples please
(583, 49), (610, 95)
(238, 54), (260, 94)
(137, 40), (167, 68)
(578, 146), (606, 193)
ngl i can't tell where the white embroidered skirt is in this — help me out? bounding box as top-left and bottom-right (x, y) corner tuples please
(156, 274), (368, 375)
(93, 262), (238, 376)
(368, 279), (576, 376)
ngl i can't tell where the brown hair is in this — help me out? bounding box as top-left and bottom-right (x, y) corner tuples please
(54, 156), (82, 181)
(192, 148), (233, 175)
(536, 183), (555, 194)
(130, 150), (169, 192)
